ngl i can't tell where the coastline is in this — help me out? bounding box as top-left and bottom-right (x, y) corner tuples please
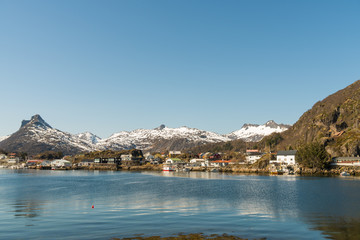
(6, 163), (360, 177)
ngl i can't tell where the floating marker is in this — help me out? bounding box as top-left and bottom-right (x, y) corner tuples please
(92, 205), (94, 208)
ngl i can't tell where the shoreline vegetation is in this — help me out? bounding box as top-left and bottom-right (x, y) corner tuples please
(11, 163), (360, 177)
(2, 147), (360, 177)
(112, 233), (262, 240)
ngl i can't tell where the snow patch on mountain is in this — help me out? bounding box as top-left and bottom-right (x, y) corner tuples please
(97, 125), (230, 150)
(0, 135), (10, 142)
(226, 120), (290, 142)
(26, 127), (96, 152)
(0, 115), (291, 154)
(76, 132), (102, 144)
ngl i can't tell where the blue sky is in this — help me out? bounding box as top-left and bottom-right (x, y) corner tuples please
(1, 0), (359, 138)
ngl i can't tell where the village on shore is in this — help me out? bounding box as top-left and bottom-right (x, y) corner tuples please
(1, 148), (360, 176)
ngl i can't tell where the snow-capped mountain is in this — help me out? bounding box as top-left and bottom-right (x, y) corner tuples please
(226, 120), (290, 142)
(76, 132), (101, 144)
(0, 135), (9, 142)
(0, 115), (97, 155)
(97, 124), (231, 151)
(0, 115), (290, 155)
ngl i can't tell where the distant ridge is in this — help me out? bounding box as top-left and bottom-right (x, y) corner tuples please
(0, 116), (289, 155)
(3, 80), (360, 157)
(226, 120), (290, 142)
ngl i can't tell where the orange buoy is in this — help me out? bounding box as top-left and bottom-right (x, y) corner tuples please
(91, 205), (94, 208)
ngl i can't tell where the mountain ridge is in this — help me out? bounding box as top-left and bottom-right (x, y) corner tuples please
(0, 117), (288, 155)
(226, 120), (290, 142)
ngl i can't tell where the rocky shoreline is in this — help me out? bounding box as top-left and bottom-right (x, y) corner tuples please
(4, 162), (360, 177)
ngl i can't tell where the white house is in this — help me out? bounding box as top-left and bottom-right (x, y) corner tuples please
(165, 158), (185, 165)
(51, 159), (71, 167)
(189, 158), (208, 167)
(7, 158), (20, 164)
(210, 160), (233, 167)
(0, 154), (7, 160)
(271, 150), (297, 165)
(245, 150), (264, 164)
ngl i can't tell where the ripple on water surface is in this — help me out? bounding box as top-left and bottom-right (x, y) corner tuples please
(0, 169), (360, 239)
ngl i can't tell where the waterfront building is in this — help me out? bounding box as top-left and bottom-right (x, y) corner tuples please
(245, 150), (264, 164)
(40, 160), (52, 168)
(7, 158), (19, 164)
(271, 150), (297, 165)
(26, 159), (44, 166)
(210, 160), (233, 167)
(189, 158), (208, 167)
(51, 159), (71, 168)
(121, 150), (144, 165)
(79, 159), (94, 167)
(331, 157), (360, 166)
(165, 158), (185, 165)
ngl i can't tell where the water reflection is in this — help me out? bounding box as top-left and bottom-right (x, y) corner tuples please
(1, 169), (360, 239)
(11, 200), (47, 218)
(307, 216), (360, 240)
(144, 170), (267, 180)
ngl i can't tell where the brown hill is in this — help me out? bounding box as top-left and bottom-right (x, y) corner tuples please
(275, 80), (360, 156)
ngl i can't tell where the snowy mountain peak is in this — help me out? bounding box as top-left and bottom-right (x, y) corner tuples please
(76, 132), (102, 144)
(21, 114), (52, 130)
(242, 123), (259, 129)
(226, 120), (290, 142)
(265, 120), (279, 128)
(154, 124), (166, 130)
(97, 125), (231, 151)
(0, 115), (291, 154)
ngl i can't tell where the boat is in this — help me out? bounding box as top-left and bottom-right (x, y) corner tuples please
(340, 171), (350, 176)
(162, 164), (176, 171)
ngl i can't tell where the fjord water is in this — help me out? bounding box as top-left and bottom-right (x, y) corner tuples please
(1, 170), (360, 240)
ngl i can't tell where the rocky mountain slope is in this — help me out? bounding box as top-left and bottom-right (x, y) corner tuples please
(0, 135), (9, 142)
(0, 115), (95, 155)
(0, 116), (289, 155)
(4, 80), (359, 157)
(277, 80), (360, 157)
(76, 132), (101, 144)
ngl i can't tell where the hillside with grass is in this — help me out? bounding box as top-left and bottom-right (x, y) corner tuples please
(274, 80), (360, 156)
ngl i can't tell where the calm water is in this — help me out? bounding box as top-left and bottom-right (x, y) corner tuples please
(1, 169), (360, 240)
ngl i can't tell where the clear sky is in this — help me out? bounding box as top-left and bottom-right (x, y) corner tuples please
(1, 0), (359, 138)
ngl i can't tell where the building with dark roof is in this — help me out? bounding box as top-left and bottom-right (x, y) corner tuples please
(271, 150), (297, 165)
